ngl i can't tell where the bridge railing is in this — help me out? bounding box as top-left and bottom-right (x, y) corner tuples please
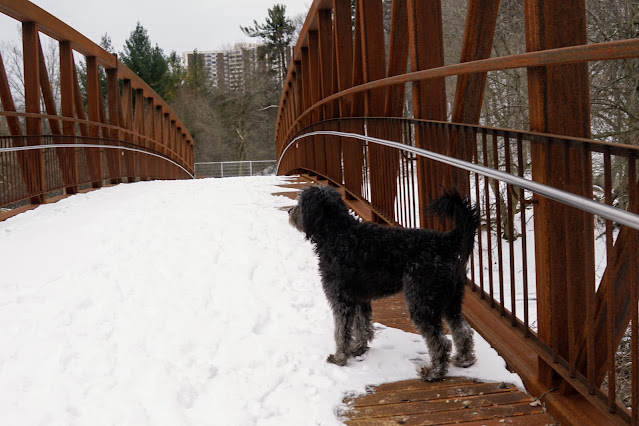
(194, 160), (276, 178)
(276, 1), (639, 424)
(0, 0), (194, 210)
(279, 116), (639, 424)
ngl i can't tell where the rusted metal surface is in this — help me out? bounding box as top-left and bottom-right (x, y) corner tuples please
(524, 0), (595, 394)
(278, 117), (638, 425)
(275, 1), (639, 423)
(0, 0), (193, 210)
(276, 38), (639, 147)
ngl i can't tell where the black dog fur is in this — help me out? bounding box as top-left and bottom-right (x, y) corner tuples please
(288, 185), (480, 381)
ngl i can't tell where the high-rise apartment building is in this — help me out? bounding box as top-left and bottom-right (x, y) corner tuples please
(183, 43), (259, 90)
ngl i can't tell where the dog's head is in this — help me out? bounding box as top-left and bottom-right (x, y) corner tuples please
(289, 186), (351, 240)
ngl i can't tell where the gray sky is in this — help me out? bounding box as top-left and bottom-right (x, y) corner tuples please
(0, 0), (311, 56)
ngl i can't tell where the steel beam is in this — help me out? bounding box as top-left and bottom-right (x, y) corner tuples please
(524, 0), (594, 391)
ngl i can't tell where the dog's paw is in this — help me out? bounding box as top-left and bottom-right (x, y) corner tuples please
(420, 365), (447, 382)
(350, 345), (370, 357)
(326, 353), (348, 366)
(452, 353), (477, 368)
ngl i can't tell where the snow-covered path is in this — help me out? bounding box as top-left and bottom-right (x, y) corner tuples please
(0, 176), (522, 425)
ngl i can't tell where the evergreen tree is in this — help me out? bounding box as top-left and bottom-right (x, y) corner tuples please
(241, 4), (295, 89)
(100, 33), (114, 55)
(120, 22), (169, 98)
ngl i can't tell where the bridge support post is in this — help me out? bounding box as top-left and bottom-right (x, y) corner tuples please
(22, 22), (45, 204)
(341, 3), (365, 200)
(86, 56), (103, 189)
(106, 68), (122, 185)
(524, 0), (595, 393)
(407, 0), (447, 229)
(451, 0), (500, 195)
(59, 41), (79, 193)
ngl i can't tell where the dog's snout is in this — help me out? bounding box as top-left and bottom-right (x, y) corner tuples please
(288, 207), (294, 215)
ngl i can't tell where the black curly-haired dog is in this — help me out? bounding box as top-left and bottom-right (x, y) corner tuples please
(289, 185), (479, 381)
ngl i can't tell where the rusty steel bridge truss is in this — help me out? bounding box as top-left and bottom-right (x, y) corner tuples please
(0, 0), (194, 214)
(275, 1), (639, 424)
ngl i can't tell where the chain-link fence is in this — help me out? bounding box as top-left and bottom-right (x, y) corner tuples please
(194, 160), (276, 178)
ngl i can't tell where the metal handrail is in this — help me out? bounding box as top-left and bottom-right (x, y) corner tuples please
(278, 129), (639, 231)
(1, 143), (195, 179)
(0, 111), (188, 165)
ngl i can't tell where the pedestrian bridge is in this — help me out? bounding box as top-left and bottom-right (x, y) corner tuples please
(2, 1), (639, 424)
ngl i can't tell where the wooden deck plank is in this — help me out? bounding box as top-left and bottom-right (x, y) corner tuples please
(343, 289), (556, 425)
(345, 401), (549, 425)
(456, 412), (558, 425)
(347, 381), (519, 407)
(347, 391), (536, 419)
(371, 377), (480, 393)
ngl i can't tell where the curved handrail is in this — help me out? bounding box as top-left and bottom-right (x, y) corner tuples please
(278, 128), (639, 230)
(0, 111), (187, 165)
(1, 143), (195, 179)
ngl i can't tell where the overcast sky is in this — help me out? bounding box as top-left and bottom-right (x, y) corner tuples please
(0, 0), (311, 56)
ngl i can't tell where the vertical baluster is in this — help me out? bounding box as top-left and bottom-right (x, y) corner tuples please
(504, 133), (517, 325)
(563, 140), (577, 377)
(548, 137), (560, 364)
(573, 142), (598, 394)
(493, 132), (505, 315)
(483, 130), (494, 307)
(603, 147), (616, 412)
(583, 144), (596, 395)
(408, 121), (417, 228)
(517, 134), (530, 336)
(474, 128), (485, 297)
(404, 129), (411, 228)
(629, 154), (638, 424)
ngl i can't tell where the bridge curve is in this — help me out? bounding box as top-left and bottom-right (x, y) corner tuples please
(276, 1), (639, 424)
(0, 0), (194, 214)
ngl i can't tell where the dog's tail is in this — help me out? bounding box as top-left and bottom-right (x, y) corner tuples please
(427, 189), (480, 264)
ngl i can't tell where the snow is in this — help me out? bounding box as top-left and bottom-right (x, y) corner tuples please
(0, 176), (523, 425)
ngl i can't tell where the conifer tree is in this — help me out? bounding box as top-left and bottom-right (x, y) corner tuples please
(240, 4), (295, 89)
(120, 22), (169, 98)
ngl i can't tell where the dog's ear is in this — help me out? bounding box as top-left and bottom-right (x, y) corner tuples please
(299, 187), (325, 238)
(300, 186), (346, 238)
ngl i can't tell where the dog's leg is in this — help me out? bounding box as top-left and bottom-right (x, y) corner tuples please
(351, 302), (374, 357)
(417, 321), (451, 382)
(444, 293), (476, 368)
(404, 284), (451, 382)
(327, 302), (355, 366)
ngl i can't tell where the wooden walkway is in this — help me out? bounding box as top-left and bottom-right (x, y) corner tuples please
(342, 294), (556, 425)
(273, 176), (556, 425)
